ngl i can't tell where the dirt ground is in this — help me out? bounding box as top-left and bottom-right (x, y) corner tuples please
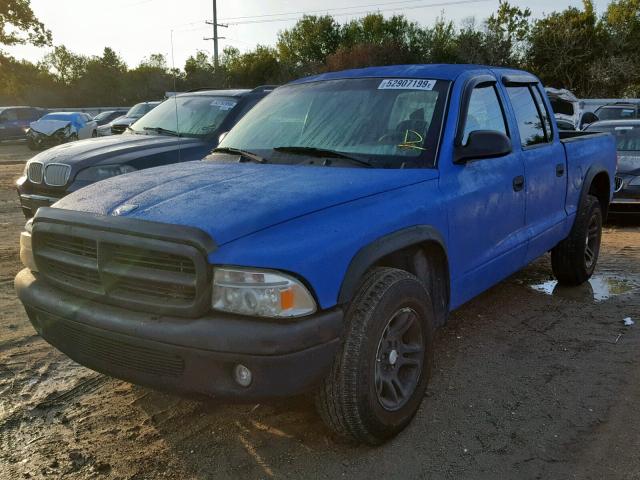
(0, 142), (639, 480)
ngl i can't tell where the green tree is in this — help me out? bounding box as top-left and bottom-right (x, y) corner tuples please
(277, 15), (342, 72)
(484, 1), (531, 65)
(224, 45), (281, 87)
(527, 0), (607, 96)
(43, 45), (87, 85)
(0, 0), (51, 47)
(184, 50), (221, 89)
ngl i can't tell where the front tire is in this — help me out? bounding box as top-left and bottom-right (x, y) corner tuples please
(316, 267), (434, 445)
(551, 194), (602, 285)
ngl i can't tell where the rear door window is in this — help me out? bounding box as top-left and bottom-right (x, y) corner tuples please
(506, 86), (547, 147)
(462, 85), (508, 145)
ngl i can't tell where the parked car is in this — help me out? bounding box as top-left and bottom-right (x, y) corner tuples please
(584, 119), (640, 215)
(594, 102), (640, 121)
(96, 110), (130, 137)
(0, 106), (47, 141)
(545, 88), (599, 130)
(110, 102), (161, 134)
(93, 109), (128, 126)
(16, 86), (275, 217)
(15, 65), (616, 445)
(26, 112), (98, 150)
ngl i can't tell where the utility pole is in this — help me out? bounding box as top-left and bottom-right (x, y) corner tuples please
(204, 0), (227, 70)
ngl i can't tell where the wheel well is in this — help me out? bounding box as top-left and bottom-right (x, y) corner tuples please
(588, 172), (610, 219)
(373, 242), (450, 327)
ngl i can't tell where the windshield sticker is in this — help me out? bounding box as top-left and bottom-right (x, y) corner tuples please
(210, 99), (236, 110)
(378, 79), (436, 90)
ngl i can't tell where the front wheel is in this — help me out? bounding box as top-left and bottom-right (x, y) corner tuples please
(551, 194), (602, 285)
(316, 267), (434, 445)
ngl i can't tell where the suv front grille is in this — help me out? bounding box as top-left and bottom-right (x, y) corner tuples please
(111, 124), (126, 134)
(614, 176), (624, 193)
(27, 162), (43, 183)
(44, 164), (71, 186)
(33, 229), (210, 317)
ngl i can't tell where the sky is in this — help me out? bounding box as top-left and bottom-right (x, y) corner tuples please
(6, 0), (608, 69)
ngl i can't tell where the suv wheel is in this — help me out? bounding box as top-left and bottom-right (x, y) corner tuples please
(551, 194), (602, 285)
(316, 267), (434, 444)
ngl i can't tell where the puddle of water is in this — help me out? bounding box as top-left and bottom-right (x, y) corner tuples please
(529, 274), (639, 302)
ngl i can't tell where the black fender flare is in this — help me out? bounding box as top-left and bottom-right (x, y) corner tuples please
(578, 164), (611, 218)
(337, 225), (448, 305)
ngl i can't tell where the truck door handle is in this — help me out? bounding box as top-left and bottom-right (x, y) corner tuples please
(513, 175), (525, 192)
(556, 163), (565, 177)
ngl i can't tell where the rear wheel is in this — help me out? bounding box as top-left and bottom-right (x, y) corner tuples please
(551, 194), (602, 285)
(316, 267), (434, 444)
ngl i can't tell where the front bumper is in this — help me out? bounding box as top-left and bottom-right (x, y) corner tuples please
(610, 186), (640, 215)
(17, 193), (61, 218)
(15, 269), (343, 400)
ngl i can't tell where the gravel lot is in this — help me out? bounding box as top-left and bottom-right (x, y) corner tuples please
(0, 142), (638, 479)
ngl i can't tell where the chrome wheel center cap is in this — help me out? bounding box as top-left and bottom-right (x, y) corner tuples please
(388, 349), (398, 365)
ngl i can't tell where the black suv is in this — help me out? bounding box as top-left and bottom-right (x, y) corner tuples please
(17, 86), (276, 218)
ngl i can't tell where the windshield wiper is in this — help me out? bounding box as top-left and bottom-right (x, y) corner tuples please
(212, 147), (268, 164)
(143, 126), (181, 137)
(273, 146), (373, 168)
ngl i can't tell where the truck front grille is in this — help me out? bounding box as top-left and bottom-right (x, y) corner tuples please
(33, 229), (209, 317)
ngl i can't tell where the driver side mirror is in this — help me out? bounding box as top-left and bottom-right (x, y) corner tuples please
(454, 130), (512, 164)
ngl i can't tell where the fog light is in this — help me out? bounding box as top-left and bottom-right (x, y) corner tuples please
(234, 364), (252, 387)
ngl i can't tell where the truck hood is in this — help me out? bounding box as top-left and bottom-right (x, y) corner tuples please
(27, 134), (207, 170)
(617, 154), (640, 175)
(54, 161), (439, 245)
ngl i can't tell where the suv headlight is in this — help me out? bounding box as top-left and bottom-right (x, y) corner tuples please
(20, 219), (38, 272)
(212, 267), (317, 318)
(75, 164), (136, 182)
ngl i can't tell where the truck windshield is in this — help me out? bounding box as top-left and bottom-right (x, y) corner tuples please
(218, 78), (450, 168)
(588, 124), (640, 151)
(130, 96), (238, 138)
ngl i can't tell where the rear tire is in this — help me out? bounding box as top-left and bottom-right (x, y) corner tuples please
(316, 267), (434, 445)
(551, 194), (602, 286)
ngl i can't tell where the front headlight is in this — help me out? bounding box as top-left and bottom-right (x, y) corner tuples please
(212, 267), (317, 318)
(75, 164), (136, 182)
(20, 219), (38, 272)
(629, 176), (640, 186)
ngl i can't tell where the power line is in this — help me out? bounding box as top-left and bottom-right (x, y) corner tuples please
(217, 0), (490, 24)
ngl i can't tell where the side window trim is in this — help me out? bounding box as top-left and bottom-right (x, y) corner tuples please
(455, 74), (498, 146)
(530, 85), (554, 143)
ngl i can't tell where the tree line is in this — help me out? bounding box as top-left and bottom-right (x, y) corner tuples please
(1, 0), (640, 107)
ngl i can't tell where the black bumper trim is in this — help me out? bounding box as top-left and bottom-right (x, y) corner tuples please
(16, 269), (343, 399)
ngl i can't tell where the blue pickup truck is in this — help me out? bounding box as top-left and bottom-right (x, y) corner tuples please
(15, 65), (616, 445)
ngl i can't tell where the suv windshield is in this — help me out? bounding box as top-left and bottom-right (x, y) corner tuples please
(595, 106), (638, 121)
(130, 96), (238, 138)
(218, 78), (449, 168)
(587, 124), (640, 151)
(127, 103), (154, 118)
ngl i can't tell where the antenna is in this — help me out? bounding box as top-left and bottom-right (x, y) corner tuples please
(170, 29), (182, 161)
